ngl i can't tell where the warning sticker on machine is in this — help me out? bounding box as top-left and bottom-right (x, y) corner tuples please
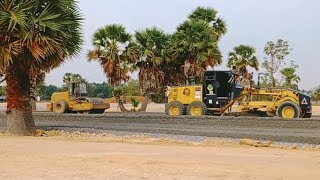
(301, 98), (308, 105)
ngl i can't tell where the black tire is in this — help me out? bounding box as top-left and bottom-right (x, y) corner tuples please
(165, 101), (185, 116)
(187, 101), (207, 116)
(276, 101), (301, 119)
(53, 100), (69, 114)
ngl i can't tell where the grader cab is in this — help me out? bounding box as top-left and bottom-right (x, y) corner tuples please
(165, 70), (312, 119)
(47, 81), (110, 114)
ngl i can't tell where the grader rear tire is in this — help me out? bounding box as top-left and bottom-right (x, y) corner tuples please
(165, 101), (185, 116)
(53, 100), (69, 114)
(187, 101), (207, 116)
(276, 101), (301, 119)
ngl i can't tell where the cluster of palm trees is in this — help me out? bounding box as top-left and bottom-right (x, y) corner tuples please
(87, 7), (231, 109)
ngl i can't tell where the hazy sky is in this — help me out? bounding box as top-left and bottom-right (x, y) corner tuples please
(46, 0), (320, 90)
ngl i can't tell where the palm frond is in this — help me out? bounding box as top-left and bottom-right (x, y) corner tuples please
(227, 45), (260, 75)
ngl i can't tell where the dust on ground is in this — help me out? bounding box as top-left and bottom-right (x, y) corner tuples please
(0, 131), (319, 180)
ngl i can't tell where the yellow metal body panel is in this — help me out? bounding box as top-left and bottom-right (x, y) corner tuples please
(51, 92), (70, 104)
(237, 88), (300, 113)
(168, 85), (203, 105)
(68, 99), (94, 111)
(47, 92), (70, 111)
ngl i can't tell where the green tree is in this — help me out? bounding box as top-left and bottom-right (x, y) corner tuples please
(227, 45), (259, 76)
(0, 0), (82, 135)
(42, 85), (61, 100)
(170, 7), (227, 84)
(87, 24), (140, 112)
(188, 7), (227, 40)
(134, 28), (170, 111)
(313, 87), (320, 101)
(122, 80), (140, 96)
(0, 86), (6, 96)
(87, 82), (113, 98)
(63, 73), (87, 83)
(36, 83), (46, 99)
(262, 39), (291, 87)
(280, 61), (300, 89)
(87, 24), (137, 87)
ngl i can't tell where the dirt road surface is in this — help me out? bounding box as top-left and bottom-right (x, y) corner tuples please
(0, 136), (319, 180)
(1, 112), (320, 144)
(1, 102), (320, 115)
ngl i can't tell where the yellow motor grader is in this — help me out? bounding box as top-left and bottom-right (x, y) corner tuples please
(165, 69), (312, 119)
(48, 81), (110, 114)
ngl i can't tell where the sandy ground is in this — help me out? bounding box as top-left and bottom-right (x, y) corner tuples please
(0, 134), (319, 180)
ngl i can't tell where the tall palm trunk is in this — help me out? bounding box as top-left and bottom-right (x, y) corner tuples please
(115, 96), (130, 112)
(6, 64), (35, 135)
(138, 95), (149, 112)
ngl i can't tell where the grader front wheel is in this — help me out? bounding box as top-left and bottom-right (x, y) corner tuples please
(165, 101), (185, 116)
(277, 101), (301, 119)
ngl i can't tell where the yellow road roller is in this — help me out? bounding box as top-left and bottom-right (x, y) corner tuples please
(48, 81), (110, 114)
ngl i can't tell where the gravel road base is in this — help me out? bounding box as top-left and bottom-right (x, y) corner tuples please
(1, 112), (319, 145)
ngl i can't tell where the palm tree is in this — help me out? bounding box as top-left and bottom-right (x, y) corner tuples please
(87, 24), (135, 87)
(63, 73), (87, 84)
(0, 0), (82, 135)
(171, 20), (223, 84)
(227, 45), (259, 76)
(161, 61), (186, 86)
(134, 27), (170, 111)
(87, 25), (139, 111)
(168, 7), (227, 84)
(280, 62), (300, 88)
(188, 7), (227, 39)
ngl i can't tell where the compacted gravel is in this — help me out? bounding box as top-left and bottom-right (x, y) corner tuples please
(0, 112), (319, 145)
